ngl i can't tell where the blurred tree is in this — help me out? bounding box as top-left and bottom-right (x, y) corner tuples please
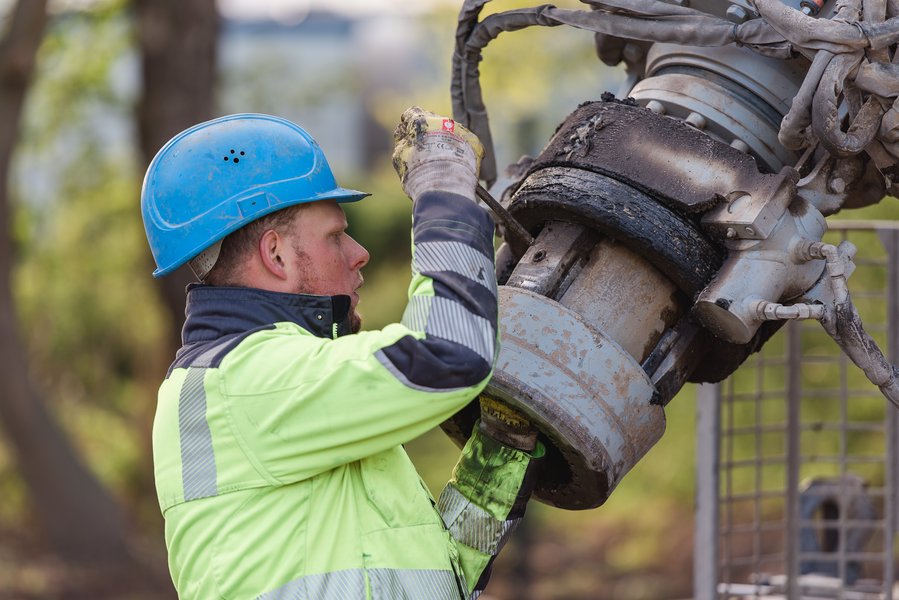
(0, 0), (132, 563)
(134, 0), (218, 351)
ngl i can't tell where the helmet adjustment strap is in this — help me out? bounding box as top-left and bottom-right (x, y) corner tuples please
(189, 240), (223, 281)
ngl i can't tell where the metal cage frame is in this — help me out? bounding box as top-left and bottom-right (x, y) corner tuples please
(695, 221), (899, 600)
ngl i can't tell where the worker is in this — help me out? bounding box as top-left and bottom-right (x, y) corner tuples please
(141, 107), (544, 599)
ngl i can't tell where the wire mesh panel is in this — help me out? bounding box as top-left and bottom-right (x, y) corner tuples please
(695, 222), (899, 600)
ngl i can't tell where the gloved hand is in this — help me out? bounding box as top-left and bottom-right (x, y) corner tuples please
(479, 395), (539, 452)
(392, 106), (485, 201)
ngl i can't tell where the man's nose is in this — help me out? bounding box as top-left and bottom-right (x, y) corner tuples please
(350, 236), (370, 269)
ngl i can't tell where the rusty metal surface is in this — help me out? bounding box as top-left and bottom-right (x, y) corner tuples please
(558, 237), (683, 363)
(505, 221), (599, 299)
(647, 318), (706, 404)
(485, 286), (665, 509)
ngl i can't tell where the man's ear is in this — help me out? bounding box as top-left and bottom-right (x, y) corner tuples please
(259, 229), (289, 280)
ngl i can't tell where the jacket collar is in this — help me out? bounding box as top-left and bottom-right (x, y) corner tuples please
(182, 283), (353, 343)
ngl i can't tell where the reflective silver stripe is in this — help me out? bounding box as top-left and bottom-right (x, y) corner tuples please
(428, 297), (495, 363)
(369, 568), (461, 600)
(402, 296), (495, 364)
(401, 294), (430, 333)
(257, 569), (460, 600)
(413, 241), (497, 297)
(193, 335), (239, 368)
(438, 485), (520, 555)
(256, 569), (365, 599)
(179, 367), (217, 501)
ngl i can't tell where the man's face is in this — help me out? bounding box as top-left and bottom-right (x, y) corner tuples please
(283, 200), (370, 332)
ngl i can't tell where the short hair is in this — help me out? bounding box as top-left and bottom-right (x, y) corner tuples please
(204, 203), (309, 287)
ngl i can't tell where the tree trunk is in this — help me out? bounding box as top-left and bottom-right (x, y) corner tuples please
(135, 0), (219, 352)
(0, 0), (132, 563)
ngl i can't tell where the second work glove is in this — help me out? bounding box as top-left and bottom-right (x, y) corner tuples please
(392, 106), (485, 201)
(479, 395), (539, 452)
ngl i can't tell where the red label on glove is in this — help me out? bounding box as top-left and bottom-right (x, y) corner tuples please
(442, 119), (455, 133)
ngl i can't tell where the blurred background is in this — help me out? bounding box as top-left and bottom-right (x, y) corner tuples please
(0, 0), (894, 598)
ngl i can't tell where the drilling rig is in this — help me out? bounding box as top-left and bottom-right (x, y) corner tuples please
(440, 0), (899, 517)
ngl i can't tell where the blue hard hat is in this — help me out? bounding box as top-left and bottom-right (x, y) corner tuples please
(141, 113), (369, 277)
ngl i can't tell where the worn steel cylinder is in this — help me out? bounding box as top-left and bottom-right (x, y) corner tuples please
(484, 235), (683, 509)
(486, 285), (667, 509)
(558, 239), (682, 363)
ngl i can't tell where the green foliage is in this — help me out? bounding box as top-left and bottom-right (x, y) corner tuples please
(22, 0), (132, 160)
(368, 1), (623, 172)
(6, 1), (165, 531)
(15, 160), (166, 403)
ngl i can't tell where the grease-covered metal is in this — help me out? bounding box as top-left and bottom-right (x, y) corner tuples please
(512, 101), (775, 216)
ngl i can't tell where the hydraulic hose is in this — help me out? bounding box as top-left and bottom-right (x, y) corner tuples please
(452, 0), (899, 185)
(806, 241), (899, 409)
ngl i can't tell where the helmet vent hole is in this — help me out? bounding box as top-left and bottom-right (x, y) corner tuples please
(224, 149), (246, 164)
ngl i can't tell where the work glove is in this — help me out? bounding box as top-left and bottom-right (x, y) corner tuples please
(392, 106), (485, 201)
(479, 395), (539, 453)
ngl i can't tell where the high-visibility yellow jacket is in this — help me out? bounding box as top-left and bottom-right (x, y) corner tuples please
(153, 192), (541, 599)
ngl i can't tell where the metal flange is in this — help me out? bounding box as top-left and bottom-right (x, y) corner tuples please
(445, 286), (666, 510)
